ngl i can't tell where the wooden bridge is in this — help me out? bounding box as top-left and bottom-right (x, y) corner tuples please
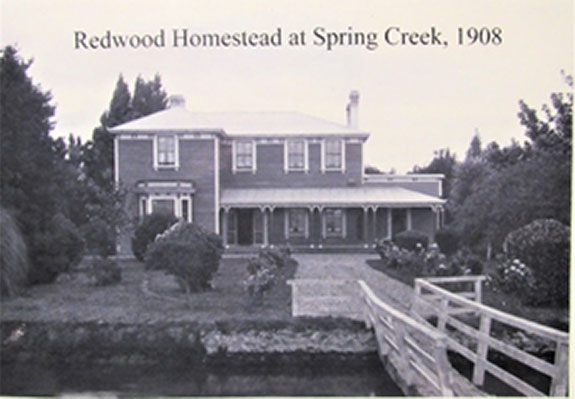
(289, 275), (569, 397)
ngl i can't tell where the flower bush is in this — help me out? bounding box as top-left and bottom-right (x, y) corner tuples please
(394, 230), (429, 251)
(374, 237), (484, 284)
(491, 258), (536, 295)
(374, 238), (426, 275)
(258, 246), (295, 268)
(145, 222), (223, 294)
(243, 246), (296, 307)
(503, 219), (569, 307)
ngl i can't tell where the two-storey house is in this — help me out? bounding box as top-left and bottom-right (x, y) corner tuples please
(111, 92), (445, 256)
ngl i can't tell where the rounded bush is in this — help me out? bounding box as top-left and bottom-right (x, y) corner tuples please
(503, 219), (569, 307)
(28, 213), (84, 284)
(394, 230), (429, 251)
(145, 223), (223, 293)
(434, 227), (460, 256)
(0, 208), (29, 297)
(131, 213), (178, 262)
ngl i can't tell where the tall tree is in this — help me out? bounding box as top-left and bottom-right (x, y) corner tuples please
(465, 131), (482, 161)
(100, 75), (132, 128)
(84, 74), (168, 192)
(0, 46), (83, 283)
(76, 74), (168, 254)
(449, 78), (571, 255)
(131, 74), (168, 119)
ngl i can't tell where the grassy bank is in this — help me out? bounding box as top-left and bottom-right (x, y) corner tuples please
(1, 256), (297, 324)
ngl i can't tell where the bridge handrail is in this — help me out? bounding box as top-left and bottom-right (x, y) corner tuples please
(358, 280), (453, 396)
(415, 277), (569, 342)
(414, 277), (569, 396)
(359, 280), (444, 340)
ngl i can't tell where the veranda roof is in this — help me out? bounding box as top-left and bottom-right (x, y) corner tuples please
(220, 186), (445, 208)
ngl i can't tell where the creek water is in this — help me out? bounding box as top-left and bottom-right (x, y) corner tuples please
(1, 355), (404, 397)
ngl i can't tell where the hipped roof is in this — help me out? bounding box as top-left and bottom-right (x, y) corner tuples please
(109, 107), (369, 139)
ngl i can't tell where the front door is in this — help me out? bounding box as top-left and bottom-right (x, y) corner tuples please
(237, 209), (254, 246)
(392, 208), (407, 238)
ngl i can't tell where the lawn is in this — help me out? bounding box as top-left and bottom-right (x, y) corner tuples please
(0, 256), (297, 324)
(366, 258), (569, 330)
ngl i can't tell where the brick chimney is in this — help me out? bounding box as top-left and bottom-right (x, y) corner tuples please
(168, 95), (186, 108)
(346, 90), (359, 129)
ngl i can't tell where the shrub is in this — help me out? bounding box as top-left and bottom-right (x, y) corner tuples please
(491, 258), (536, 296)
(243, 246), (296, 308)
(132, 212), (178, 262)
(0, 208), (29, 297)
(244, 256), (276, 306)
(28, 213), (84, 284)
(374, 238), (426, 274)
(258, 246), (296, 268)
(90, 258), (122, 286)
(503, 219), (569, 307)
(81, 218), (116, 257)
(444, 249), (484, 276)
(434, 227), (460, 256)
(145, 222), (223, 293)
(394, 230), (429, 251)
(373, 238), (479, 284)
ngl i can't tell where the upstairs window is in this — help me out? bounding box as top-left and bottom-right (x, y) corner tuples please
(154, 135), (178, 170)
(323, 138), (345, 172)
(285, 139), (308, 172)
(233, 139), (256, 173)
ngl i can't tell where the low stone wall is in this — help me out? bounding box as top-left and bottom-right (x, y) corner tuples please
(1, 320), (376, 366)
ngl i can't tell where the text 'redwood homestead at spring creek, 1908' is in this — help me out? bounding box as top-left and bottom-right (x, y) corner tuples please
(73, 27), (504, 51)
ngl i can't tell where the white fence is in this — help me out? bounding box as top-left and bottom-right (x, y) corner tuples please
(359, 280), (454, 396)
(413, 276), (569, 397)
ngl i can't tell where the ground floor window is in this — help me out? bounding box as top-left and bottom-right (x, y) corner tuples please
(140, 195), (192, 222)
(287, 208), (308, 238)
(152, 199), (175, 216)
(323, 208), (346, 238)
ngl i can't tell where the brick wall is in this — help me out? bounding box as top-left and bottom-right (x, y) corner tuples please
(220, 142), (363, 188)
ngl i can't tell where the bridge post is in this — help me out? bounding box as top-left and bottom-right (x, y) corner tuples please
(550, 341), (568, 396)
(472, 313), (492, 386)
(412, 280), (422, 316)
(473, 278), (483, 303)
(437, 298), (449, 332)
(434, 336), (453, 396)
(394, 322), (413, 386)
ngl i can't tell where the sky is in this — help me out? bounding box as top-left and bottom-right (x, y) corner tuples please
(1, 0), (572, 173)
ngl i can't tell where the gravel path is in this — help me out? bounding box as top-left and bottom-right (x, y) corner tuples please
(293, 253), (414, 313)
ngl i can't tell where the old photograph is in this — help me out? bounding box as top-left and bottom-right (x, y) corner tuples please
(0, 0), (572, 397)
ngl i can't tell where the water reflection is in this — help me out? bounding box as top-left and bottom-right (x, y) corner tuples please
(2, 356), (404, 397)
